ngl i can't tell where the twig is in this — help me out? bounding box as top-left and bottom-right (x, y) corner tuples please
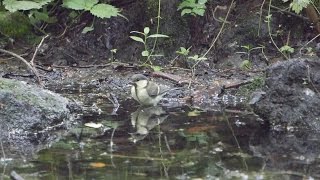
(258, 0), (267, 36)
(270, 5), (308, 21)
(145, 0), (162, 64)
(0, 49), (42, 85)
(307, 64), (320, 95)
(190, 0), (235, 87)
(30, 34), (49, 66)
(299, 34), (320, 56)
(267, 0), (288, 60)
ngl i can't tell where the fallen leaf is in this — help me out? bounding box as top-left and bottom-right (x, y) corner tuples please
(89, 162), (106, 168)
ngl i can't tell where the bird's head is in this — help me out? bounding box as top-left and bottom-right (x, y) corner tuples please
(131, 74), (148, 83)
(130, 74), (149, 88)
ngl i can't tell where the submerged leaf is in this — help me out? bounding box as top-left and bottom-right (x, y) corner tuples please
(90, 162), (107, 168)
(84, 122), (103, 128)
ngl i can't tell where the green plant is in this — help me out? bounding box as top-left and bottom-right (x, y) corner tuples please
(130, 27), (169, 59)
(237, 76), (265, 96)
(3, 0), (53, 12)
(238, 45), (264, 70)
(177, 0), (207, 16)
(0, 0), (123, 38)
(240, 60), (252, 70)
(62, 0), (124, 19)
(188, 54), (207, 61)
(282, 0), (310, 14)
(280, 45), (294, 56)
(176, 46), (191, 56)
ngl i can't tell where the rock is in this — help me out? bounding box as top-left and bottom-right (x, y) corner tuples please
(0, 78), (81, 157)
(250, 59), (320, 130)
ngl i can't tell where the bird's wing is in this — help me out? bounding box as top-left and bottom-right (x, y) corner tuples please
(146, 81), (161, 97)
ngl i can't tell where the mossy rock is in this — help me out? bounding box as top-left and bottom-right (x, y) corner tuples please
(0, 11), (31, 38)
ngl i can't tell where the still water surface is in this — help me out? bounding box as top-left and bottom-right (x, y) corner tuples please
(1, 95), (318, 179)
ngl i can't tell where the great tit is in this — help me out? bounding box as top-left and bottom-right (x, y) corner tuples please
(130, 74), (176, 106)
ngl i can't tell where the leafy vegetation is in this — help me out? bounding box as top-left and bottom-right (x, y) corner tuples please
(62, 0), (123, 19)
(237, 76), (265, 96)
(283, 0), (310, 13)
(0, 0), (122, 39)
(130, 27), (169, 58)
(177, 0), (207, 16)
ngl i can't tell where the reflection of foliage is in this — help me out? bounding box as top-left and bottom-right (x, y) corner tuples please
(179, 131), (208, 145)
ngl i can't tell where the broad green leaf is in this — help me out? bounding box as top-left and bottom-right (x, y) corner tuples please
(280, 45), (294, 53)
(290, 0), (309, 14)
(142, 50), (149, 56)
(63, 0), (98, 11)
(4, 0), (42, 12)
(82, 26), (94, 34)
(240, 60), (252, 70)
(178, 1), (195, 10)
(34, 0), (53, 6)
(198, 0), (207, 4)
(151, 65), (162, 72)
(144, 27), (150, 35)
(90, 4), (120, 18)
(30, 11), (57, 23)
(62, 0), (98, 10)
(193, 8), (205, 16)
(130, 36), (145, 44)
(85, 0), (99, 10)
(181, 9), (192, 16)
(148, 34), (169, 38)
(62, 0), (86, 10)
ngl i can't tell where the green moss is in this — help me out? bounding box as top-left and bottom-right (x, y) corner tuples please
(237, 76), (265, 97)
(0, 11), (32, 38)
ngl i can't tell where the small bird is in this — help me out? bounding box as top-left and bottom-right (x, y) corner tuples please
(130, 74), (177, 106)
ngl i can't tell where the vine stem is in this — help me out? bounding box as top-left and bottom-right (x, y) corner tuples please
(192, 0), (235, 70)
(267, 0), (288, 60)
(0, 48), (42, 85)
(145, 0), (162, 65)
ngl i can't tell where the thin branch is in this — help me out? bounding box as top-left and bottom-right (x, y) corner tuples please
(30, 34), (49, 65)
(0, 49), (42, 85)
